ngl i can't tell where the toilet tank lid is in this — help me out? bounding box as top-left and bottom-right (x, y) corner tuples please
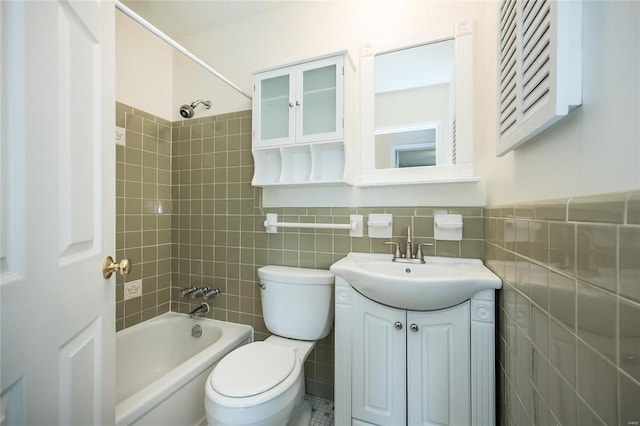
(258, 265), (334, 285)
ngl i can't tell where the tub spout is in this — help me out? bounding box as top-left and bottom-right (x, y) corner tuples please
(189, 303), (209, 318)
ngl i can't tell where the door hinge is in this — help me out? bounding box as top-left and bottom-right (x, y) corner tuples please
(253, 84), (255, 93)
(342, 66), (344, 75)
(342, 118), (344, 128)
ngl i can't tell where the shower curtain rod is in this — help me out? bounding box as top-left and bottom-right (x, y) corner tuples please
(115, 0), (253, 101)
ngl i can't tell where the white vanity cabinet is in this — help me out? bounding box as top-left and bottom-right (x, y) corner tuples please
(351, 288), (470, 426)
(251, 52), (354, 186)
(335, 276), (496, 426)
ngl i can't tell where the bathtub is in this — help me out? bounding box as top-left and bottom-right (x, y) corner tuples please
(116, 312), (253, 426)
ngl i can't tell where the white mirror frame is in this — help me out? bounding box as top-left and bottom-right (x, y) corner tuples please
(359, 20), (478, 186)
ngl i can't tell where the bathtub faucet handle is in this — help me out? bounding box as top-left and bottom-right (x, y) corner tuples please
(180, 286), (198, 297)
(190, 287), (208, 298)
(203, 288), (221, 300)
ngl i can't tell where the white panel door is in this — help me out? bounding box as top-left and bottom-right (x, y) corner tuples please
(352, 290), (406, 426)
(407, 303), (471, 426)
(0, 1), (115, 425)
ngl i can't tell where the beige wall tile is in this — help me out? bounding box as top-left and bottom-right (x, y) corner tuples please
(569, 193), (626, 224)
(577, 280), (616, 362)
(619, 297), (640, 383)
(619, 226), (640, 302)
(619, 371), (640, 425)
(577, 341), (618, 425)
(489, 192), (640, 425)
(576, 224), (617, 292)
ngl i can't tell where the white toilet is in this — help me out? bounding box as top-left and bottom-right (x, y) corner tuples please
(204, 265), (334, 426)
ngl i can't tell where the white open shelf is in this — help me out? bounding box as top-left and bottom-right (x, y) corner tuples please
(311, 141), (345, 182)
(252, 148), (282, 185)
(281, 145), (312, 183)
(252, 141), (348, 187)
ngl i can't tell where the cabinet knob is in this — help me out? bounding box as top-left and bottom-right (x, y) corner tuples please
(295, 100), (301, 106)
(394, 321), (403, 330)
(288, 102), (294, 108)
(410, 324), (419, 332)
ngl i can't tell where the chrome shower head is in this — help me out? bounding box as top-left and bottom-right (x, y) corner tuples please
(179, 104), (194, 118)
(179, 99), (212, 119)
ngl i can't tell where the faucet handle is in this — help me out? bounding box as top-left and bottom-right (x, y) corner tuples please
(385, 241), (402, 259)
(190, 286), (212, 299)
(203, 288), (221, 300)
(180, 286), (198, 297)
(415, 242), (434, 261)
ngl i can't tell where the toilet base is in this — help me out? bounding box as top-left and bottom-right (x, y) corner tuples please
(287, 399), (311, 426)
(206, 391), (310, 426)
(205, 367), (305, 426)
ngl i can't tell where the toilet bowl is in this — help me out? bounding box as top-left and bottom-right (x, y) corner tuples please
(204, 266), (334, 426)
(205, 337), (313, 426)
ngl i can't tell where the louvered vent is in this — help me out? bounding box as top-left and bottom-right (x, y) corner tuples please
(497, 0), (582, 156)
(499, 0), (518, 138)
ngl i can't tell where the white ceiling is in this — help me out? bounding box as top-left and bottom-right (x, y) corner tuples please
(120, 0), (292, 39)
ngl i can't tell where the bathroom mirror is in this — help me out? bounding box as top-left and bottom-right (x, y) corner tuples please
(374, 39), (455, 169)
(359, 21), (478, 185)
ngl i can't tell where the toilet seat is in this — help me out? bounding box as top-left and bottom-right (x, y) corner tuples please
(206, 342), (303, 409)
(211, 342), (296, 398)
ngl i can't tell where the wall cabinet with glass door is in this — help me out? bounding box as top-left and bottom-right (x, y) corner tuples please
(251, 52), (354, 186)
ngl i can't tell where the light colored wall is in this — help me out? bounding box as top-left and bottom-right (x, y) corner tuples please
(116, 11), (173, 121)
(375, 84), (449, 130)
(480, 1), (640, 206)
(120, 0), (639, 207)
(173, 1), (486, 119)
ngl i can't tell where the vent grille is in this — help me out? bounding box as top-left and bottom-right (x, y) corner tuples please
(521, 0), (551, 117)
(498, 0), (518, 137)
(496, 0), (582, 156)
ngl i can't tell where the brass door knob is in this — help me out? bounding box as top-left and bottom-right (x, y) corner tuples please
(102, 256), (132, 278)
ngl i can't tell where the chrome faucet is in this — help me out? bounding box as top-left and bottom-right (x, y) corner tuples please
(385, 227), (433, 264)
(406, 226), (414, 259)
(180, 286), (198, 297)
(189, 303), (210, 318)
(181, 286), (222, 300)
(202, 287), (221, 300)
(189, 287), (207, 298)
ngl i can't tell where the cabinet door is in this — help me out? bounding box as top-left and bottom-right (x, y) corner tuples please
(296, 56), (344, 144)
(352, 290), (406, 426)
(407, 302), (471, 426)
(253, 68), (295, 147)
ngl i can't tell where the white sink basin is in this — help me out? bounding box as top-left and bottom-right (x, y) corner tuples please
(330, 252), (502, 310)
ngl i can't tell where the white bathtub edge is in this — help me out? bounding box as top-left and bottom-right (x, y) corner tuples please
(116, 315), (252, 426)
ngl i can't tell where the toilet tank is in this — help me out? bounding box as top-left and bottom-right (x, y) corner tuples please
(257, 266), (334, 340)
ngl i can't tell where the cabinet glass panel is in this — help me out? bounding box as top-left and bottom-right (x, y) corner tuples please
(302, 65), (337, 136)
(260, 74), (290, 140)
